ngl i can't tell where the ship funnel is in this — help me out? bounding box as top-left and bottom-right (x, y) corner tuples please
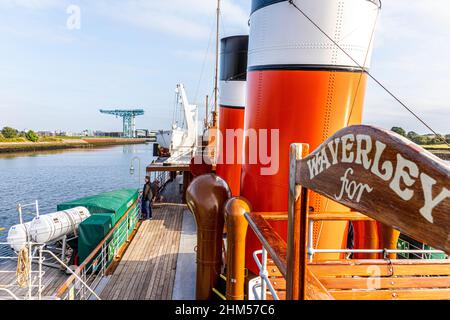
(242, 0), (382, 273)
(216, 35), (249, 196)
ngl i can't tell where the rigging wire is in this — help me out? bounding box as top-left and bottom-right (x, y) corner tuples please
(220, 10), (227, 39)
(194, 17), (215, 107)
(288, 0), (449, 147)
(346, 5), (380, 127)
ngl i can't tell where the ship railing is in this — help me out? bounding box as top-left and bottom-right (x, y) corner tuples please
(168, 146), (198, 164)
(305, 215), (448, 262)
(0, 242), (45, 300)
(55, 196), (141, 300)
(251, 249), (279, 301)
(149, 170), (171, 193)
(247, 211), (448, 301)
(193, 145), (217, 165)
(246, 129), (449, 300)
(0, 241), (102, 300)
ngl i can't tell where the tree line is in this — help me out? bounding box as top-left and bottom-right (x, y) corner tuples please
(391, 127), (450, 145)
(1, 127), (39, 142)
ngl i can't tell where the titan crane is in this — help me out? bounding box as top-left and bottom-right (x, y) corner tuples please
(99, 109), (145, 138)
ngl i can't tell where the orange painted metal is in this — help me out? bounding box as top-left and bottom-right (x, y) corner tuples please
(353, 221), (380, 259)
(241, 70), (368, 273)
(186, 174), (231, 300)
(224, 197), (251, 300)
(217, 107), (245, 196)
(378, 223), (401, 259)
(190, 155), (214, 177)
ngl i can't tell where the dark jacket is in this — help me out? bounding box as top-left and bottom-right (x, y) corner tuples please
(142, 182), (153, 201)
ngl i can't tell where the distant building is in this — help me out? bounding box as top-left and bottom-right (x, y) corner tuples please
(81, 129), (95, 137)
(37, 131), (55, 137)
(135, 129), (149, 138)
(94, 131), (123, 138)
(56, 131), (83, 137)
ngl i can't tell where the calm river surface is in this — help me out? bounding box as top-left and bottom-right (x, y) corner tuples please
(0, 144), (156, 241)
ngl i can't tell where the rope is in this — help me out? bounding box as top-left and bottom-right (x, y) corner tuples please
(16, 247), (30, 288)
(288, 0), (450, 147)
(383, 248), (395, 277)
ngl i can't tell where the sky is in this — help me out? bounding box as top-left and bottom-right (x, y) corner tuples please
(0, 0), (448, 135)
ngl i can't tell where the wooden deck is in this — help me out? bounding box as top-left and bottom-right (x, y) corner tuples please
(0, 258), (68, 300)
(100, 204), (184, 300)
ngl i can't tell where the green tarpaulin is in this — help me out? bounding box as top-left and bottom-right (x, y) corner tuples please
(57, 189), (139, 224)
(58, 189), (140, 265)
(78, 214), (113, 264)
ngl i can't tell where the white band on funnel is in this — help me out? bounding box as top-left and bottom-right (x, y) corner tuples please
(248, 0), (379, 70)
(219, 81), (247, 109)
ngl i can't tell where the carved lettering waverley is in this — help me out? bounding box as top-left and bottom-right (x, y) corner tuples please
(296, 125), (450, 254)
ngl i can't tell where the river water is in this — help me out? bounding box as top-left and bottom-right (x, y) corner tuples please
(0, 144), (448, 242)
(0, 144), (156, 241)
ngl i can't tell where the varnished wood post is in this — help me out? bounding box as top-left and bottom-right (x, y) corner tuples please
(287, 143), (309, 300)
(224, 197), (251, 300)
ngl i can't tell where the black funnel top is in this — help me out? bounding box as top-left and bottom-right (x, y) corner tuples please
(220, 35), (249, 82)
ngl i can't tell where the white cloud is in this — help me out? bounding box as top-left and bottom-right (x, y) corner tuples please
(93, 0), (249, 40)
(0, 0), (61, 9)
(364, 0), (450, 134)
(174, 49), (215, 63)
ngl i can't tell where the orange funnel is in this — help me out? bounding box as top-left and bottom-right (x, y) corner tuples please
(242, 0), (381, 273)
(216, 35), (249, 196)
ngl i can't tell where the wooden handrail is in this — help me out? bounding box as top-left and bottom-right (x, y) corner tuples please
(245, 212), (287, 277)
(309, 212), (374, 221)
(257, 212), (289, 221)
(56, 196), (140, 297)
(257, 211), (375, 222)
(305, 268), (334, 300)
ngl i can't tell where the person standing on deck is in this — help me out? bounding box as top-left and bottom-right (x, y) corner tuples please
(142, 176), (153, 220)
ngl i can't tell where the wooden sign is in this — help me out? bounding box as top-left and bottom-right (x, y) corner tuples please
(296, 125), (450, 254)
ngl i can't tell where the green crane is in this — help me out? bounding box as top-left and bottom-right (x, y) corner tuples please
(100, 109), (145, 138)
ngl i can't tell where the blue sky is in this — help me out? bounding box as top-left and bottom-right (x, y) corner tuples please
(0, 0), (449, 134)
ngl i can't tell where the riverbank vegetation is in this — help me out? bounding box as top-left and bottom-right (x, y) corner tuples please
(1, 127), (46, 143)
(391, 127), (449, 149)
(0, 126), (148, 153)
(0, 126), (126, 143)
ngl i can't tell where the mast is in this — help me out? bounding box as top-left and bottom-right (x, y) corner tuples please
(212, 0), (221, 128)
(205, 95), (209, 129)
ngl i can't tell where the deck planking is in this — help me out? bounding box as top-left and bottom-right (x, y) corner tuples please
(100, 204), (184, 300)
(0, 259), (68, 300)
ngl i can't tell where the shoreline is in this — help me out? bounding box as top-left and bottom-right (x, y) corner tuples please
(0, 138), (150, 154)
(0, 139), (447, 160)
(422, 147), (450, 161)
(430, 151), (450, 161)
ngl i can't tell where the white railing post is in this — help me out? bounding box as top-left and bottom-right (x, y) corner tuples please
(308, 220), (314, 262)
(101, 242), (106, 276)
(28, 242), (33, 300)
(260, 248), (268, 300)
(252, 249), (280, 301)
(38, 245), (43, 300)
(81, 270), (86, 300)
